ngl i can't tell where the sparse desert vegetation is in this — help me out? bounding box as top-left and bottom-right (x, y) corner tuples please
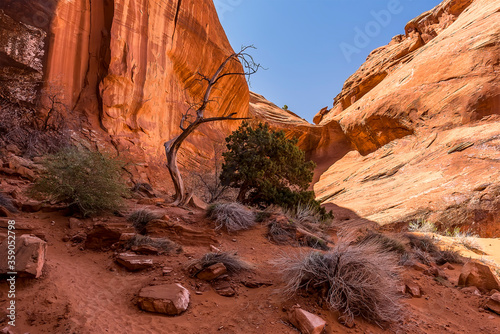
(32, 147), (129, 217)
(189, 252), (253, 275)
(206, 202), (257, 233)
(128, 208), (163, 233)
(1, 0), (499, 333)
(275, 241), (402, 327)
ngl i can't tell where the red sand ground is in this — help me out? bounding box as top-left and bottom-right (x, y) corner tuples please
(1, 201), (499, 334)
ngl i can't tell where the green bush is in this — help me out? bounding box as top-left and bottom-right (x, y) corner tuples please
(33, 147), (128, 216)
(220, 122), (330, 218)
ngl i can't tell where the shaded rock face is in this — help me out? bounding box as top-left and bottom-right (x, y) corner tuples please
(0, 10), (45, 103)
(308, 0), (500, 230)
(0, 0), (248, 161)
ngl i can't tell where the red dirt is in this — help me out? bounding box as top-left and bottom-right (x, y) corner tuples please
(1, 192), (499, 333)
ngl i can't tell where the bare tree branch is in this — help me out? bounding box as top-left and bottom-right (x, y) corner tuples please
(164, 45), (261, 205)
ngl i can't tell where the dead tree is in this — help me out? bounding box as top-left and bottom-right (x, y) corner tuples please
(164, 46), (260, 206)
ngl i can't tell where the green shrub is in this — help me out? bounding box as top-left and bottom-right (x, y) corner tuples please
(220, 122), (330, 218)
(33, 147), (128, 216)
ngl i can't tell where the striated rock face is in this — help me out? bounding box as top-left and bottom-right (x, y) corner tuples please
(0, 0), (248, 161)
(311, 0), (500, 230)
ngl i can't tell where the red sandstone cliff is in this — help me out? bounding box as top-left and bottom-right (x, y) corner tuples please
(0, 0), (248, 165)
(310, 0), (500, 232)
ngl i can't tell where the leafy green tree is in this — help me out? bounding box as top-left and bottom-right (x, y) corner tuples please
(220, 122), (316, 208)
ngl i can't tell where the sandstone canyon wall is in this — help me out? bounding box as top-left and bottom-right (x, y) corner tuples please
(309, 0), (500, 234)
(0, 0), (249, 169)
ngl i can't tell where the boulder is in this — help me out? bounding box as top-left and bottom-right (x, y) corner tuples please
(458, 261), (500, 293)
(85, 222), (135, 249)
(485, 293), (500, 315)
(115, 253), (154, 271)
(137, 284), (190, 315)
(288, 306), (327, 334)
(0, 234), (47, 278)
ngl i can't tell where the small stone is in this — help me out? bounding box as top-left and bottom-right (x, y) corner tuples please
(405, 282), (422, 298)
(288, 306), (327, 334)
(412, 263), (429, 272)
(70, 231), (87, 243)
(163, 267), (173, 275)
(210, 245), (221, 253)
(115, 253), (154, 271)
(232, 239), (237, 242)
(485, 293), (500, 315)
(461, 286), (481, 296)
(137, 284), (190, 315)
(196, 263), (227, 281)
(213, 280), (235, 297)
(68, 218), (82, 229)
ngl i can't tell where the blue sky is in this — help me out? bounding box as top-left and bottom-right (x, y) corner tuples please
(215, 0), (442, 122)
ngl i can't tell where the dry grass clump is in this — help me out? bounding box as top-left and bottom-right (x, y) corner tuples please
(275, 242), (401, 327)
(207, 202), (256, 233)
(451, 230), (482, 253)
(357, 231), (407, 255)
(127, 208), (163, 233)
(435, 246), (463, 265)
(408, 219), (437, 233)
(284, 202), (333, 229)
(407, 234), (439, 254)
(407, 234), (463, 265)
(126, 235), (181, 254)
(0, 193), (17, 213)
(192, 252), (252, 274)
(267, 217), (330, 250)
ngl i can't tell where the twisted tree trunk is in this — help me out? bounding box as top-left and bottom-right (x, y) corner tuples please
(164, 46), (259, 206)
